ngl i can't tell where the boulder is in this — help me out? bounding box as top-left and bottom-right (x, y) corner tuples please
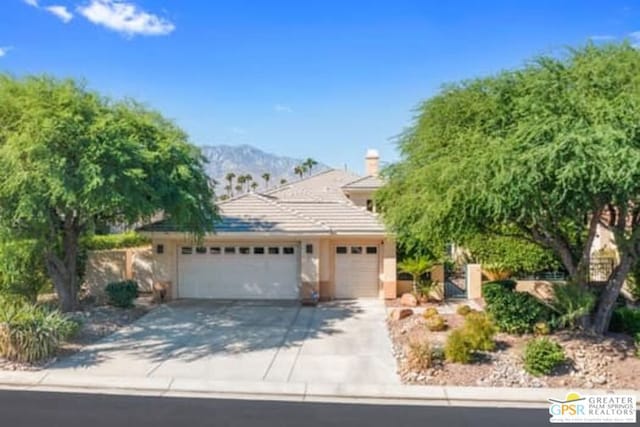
(390, 308), (413, 321)
(400, 293), (418, 307)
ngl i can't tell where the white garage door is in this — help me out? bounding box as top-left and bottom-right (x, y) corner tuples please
(178, 244), (299, 299)
(334, 245), (380, 298)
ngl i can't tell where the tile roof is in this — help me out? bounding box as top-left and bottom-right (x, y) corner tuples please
(141, 169), (387, 235)
(342, 175), (384, 189)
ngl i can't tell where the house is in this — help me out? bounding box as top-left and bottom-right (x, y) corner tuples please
(140, 150), (397, 301)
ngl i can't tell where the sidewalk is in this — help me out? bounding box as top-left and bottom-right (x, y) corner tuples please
(0, 370), (637, 408)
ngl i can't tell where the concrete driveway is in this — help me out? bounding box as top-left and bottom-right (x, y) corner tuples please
(50, 299), (399, 385)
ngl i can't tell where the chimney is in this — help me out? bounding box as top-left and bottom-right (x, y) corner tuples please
(365, 149), (380, 177)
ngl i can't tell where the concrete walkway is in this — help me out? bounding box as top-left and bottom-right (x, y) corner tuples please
(48, 299), (399, 385)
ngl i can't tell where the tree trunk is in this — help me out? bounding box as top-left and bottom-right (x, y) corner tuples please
(45, 221), (81, 312)
(591, 254), (633, 335)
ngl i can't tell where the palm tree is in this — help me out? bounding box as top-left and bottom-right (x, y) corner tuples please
(303, 158), (318, 175)
(218, 194), (229, 201)
(280, 178), (287, 185)
(225, 173), (236, 197)
(398, 257), (434, 295)
(261, 172), (271, 189)
(224, 184), (232, 197)
(294, 165), (307, 179)
(244, 174), (253, 192)
(237, 175), (247, 193)
(250, 181), (258, 192)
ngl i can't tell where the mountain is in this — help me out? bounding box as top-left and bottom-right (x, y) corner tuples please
(199, 144), (329, 192)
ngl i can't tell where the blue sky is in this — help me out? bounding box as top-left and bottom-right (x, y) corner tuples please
(1, 1), (639, 173)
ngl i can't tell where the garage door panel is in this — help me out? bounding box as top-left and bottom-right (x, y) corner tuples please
(178, 245), (299, 299)
(335, 245), (379, 298)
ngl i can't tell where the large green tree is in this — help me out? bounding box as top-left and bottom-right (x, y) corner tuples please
(0, 75), (218, 311)
(377, 43), (640, 334)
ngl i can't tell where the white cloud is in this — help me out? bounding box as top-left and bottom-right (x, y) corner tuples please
(45, 5), (73, 23)
(78, 0), (175, 36)
(274, 104), (293, 113)
(23, 0), (38, 7)
(630, 31), (640, 47)
(0, 46), (12, 57)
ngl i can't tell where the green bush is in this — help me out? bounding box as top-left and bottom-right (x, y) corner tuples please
(0, 240), (50, 302)
(463, 312), (497, 351)
(83, 232), (151, 251)
(609, 307), (640, 335)
(456, 304), (472, 316)
(523, 338), (565, 376)
(0, 299), (80, 363)
(425, 314), (447, 331)
(105, 280), (139, 308)
(550, 282), (596, 329)
(444, 329), (473, 363)
(422, 307), (439, 319)
(463, 233), (561, 276)
(483, 281), (552, 334)
(634, 333), (640, 358)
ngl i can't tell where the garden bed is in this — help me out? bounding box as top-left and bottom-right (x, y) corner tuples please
(0, 295), (156, 371)
(387, 308), (640, 389)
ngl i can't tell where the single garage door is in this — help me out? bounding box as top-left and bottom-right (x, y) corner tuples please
(178, 244), (299, 299)
(334, 244), (379, 298)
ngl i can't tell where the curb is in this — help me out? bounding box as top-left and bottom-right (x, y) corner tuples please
(0, 371), (637, 408)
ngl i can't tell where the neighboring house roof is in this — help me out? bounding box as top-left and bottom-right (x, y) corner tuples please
(341, 175), (384, 190)
(140, 168), (387, 235)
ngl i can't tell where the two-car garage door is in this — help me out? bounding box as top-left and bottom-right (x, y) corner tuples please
(178, 244), (299, 299)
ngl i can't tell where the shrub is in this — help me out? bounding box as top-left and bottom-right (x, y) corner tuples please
(406, 336), (432, 371)
(523, 338), (565, 376)
(0, 240), (50, 302)
(609, 307), (640, 335)
(422, 307), (439, 319)
(83, 232), (151, 251)
(425, 314), (447, 331)
(635, 333), (640, 358)
(444, 329), (473, 363)
(0, 300), (80, 363)
(105, 280), (139, 308)
(463, 312), (496, 351)
(533, 321), (551, 336)
(550, 282), (596, 329)
(482, 263), (512, 281)
(483, 281), (552, 334)
(456, 304), (472, 316)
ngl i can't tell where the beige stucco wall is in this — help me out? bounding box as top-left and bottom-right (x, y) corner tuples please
(84, 246), (153, 301)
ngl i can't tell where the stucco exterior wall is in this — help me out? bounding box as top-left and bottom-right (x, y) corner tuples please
(84, 246), (153, 301)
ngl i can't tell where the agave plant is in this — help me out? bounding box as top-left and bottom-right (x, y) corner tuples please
(482, 263), (512, 281)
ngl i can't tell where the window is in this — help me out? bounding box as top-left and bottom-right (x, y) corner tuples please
(156, 244), (164, 254)
(210, 247), (221, 255)
(283, 247), (295, 255)
(336, 246), (347, 254)
(305, 244), (313, 254)
(366, 199), (374, 212)
(366, 246), (378, 255)
(239, 247), (250, 254)
(196, 246), (207, 254)
(268, 247), (280, 255)
(181, 247), (192, 255)
(351, 246), (363, 254)
(224, 247), (236, 254)
(253, 247), (265, 255)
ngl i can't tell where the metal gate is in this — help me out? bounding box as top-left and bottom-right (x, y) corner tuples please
(445, 263), (468, 299)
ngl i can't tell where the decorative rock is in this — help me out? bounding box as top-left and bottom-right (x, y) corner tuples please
(389, 308), (413, 321)
(592, 375), (607, 385)
(400, 293), (418, 307)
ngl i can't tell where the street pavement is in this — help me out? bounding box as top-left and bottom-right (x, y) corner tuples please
(0, 389), (572, 427)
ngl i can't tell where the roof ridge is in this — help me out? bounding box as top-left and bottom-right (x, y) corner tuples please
(251, 193), (332, 231)
(264, 168), (360, 195)
(341, 174), (383, 188)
